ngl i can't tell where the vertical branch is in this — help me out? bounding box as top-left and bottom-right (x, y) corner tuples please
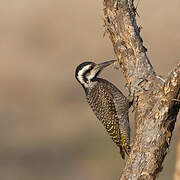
(174, 129), (180, 180)
(103, 0), (155, 87)
(103, 0), (180, 179)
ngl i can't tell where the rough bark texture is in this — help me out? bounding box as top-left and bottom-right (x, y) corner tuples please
(174, 129), (180, 180)
(103, 0), (180, 179)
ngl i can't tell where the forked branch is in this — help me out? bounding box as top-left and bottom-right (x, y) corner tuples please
(103, 0), (180, 179)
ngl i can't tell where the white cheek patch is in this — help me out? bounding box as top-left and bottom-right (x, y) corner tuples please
(77, 65), (91, 87)
(87, 68), (98, 82)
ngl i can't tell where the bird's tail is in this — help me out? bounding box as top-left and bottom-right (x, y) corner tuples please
(119, 146), (125, 159)
(121, 134), (131, 156)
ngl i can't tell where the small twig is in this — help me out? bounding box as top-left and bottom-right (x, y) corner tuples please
(172, 99), (180, 102)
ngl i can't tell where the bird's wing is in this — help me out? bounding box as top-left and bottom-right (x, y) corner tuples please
(87, 81), (123, 152)
(98, 79), (131, 155)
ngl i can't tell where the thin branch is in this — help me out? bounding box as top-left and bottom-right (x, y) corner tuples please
(103, 0), (180, 179)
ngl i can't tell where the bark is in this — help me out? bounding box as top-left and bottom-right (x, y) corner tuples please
(174, 129), (180, 180)
(103, 0), (180, 179)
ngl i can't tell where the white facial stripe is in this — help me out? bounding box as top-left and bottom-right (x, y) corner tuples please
(87, 68), (98, 82)
(77, 64), (92, 87)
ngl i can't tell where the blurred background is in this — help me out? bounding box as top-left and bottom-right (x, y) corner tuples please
(0, 0), (179, 180)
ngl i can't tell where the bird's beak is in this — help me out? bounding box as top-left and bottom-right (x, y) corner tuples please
(96, 60), (115, 71)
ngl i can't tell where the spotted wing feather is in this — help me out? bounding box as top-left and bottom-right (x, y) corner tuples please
(86, 78), (130, 158)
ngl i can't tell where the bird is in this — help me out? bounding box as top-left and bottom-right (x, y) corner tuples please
(75, 60), (131, 159)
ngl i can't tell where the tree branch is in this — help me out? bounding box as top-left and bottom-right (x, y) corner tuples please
(174, 129), (180, 180)
(103, 0), (180, 179)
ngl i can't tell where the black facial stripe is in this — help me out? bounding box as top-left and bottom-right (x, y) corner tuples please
(75, 61), (95, 79)
(91, 70), (101, 81)
(84, 66), (94, 76)
(77, 62), (93, 71)
(83, 74), (88, 83)
(81, 66), (92, 83)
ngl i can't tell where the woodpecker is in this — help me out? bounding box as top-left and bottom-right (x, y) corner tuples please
(75, 60), (131, 159)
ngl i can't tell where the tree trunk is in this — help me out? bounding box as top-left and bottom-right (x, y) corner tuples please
(103, 0), (180, 179)
(174, 128), (180, 180)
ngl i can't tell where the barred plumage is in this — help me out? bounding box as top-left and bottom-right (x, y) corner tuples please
(75, 60), (131, 159)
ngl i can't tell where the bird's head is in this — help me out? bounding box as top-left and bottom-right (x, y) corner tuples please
(75, 60), (115, 88)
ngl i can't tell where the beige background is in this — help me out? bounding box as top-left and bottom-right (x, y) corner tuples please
(0, 0), (179, 180)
